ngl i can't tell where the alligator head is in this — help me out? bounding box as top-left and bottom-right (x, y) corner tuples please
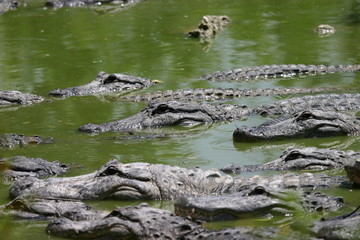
(174, 186), (344, 222)
(0, 156), (68, 180)
(222, 147), (360, 173)
(46, 203), (204, 239)
(174, 186), (295, 221)
(233, 110), (360, 142)
(9, 159), (234, 200)
(312, 207), (360, 240)
(0, 195), (104, 220)
(48, 71), (156, 97)
(0, 133), (54, 149)
(46, 203), (266, 240)
(0, 90), (44, 106)
(79, 100), (250, 133)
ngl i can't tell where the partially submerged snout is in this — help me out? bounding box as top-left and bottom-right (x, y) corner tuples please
(233, 110), (360, 142)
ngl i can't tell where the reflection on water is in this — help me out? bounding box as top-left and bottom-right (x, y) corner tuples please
(0, 0), (360, 239)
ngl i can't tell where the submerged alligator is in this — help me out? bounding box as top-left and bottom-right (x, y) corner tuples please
(78, 100), (250, 133)
(0, 133), (54, 149)
(0, 90), (44, 106)
(174, 188), (344, 221)
(0, 156), (68, 181)
(9, 159), (347, 201)
(312, 206), (360, 240)
(46, 203), (274, 240)
(187, 15), (231, 39)
(201, 64), (360, 81)
(44, 0), (143, 9)
(0, 195), (105, 220)
(233, 110), (360, 142)
(119, 86), (339, 103)
(79, 93), (360, 134)
(314, 24), (336, 37)
(252, 93), (360, 116)
(49, 71), (157, 97)
(222, 147), (360, 173)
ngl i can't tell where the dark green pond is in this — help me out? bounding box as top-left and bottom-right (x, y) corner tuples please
(1, 0), (360, 239)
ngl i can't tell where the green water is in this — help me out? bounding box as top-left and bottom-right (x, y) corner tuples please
(0, 0), (360, 239)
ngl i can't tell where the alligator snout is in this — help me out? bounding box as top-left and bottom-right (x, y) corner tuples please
(78, 124), (105, 134)
(233, 126), (260, 142)
(48, 88), (71, 97)
(9, 177), (37, 199)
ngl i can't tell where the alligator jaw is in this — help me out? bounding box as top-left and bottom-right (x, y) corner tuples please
(78, 101), (249, 134)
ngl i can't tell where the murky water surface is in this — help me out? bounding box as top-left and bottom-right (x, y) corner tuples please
(0, 0), (360, 239)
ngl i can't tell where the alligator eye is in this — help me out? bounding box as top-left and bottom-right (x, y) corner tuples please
(101, 166), (119, 176)
(152, 104), (173, 115)
(249, 186), (267, 195)
(107, 209), (122, 217)
(296, 111), (313, 121)
(103, 74), (119, 84)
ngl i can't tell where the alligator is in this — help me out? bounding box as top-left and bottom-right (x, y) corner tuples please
(0, 195), (105, 220)
(314, 24), (336, 37)
(252, 93), (360, 117)
(345, 159), (360, 185)
(0, 133), (54, 149)
(44, 0), (143, 9)
(0, 156), (68, 181)
(78, 100), (251, 133)
(0, 90), (44, 106)
(9, 159), (347, 201)
(119, 86), (339, 103)
(233, 110), (360, 142)
(46, 203), (284, 240)
(174, 187), (344, 221)
(79, 93), (360, 134)
(48, 71), (157, 97)
(201, 64), (360, 81)
(222, 147), (360, 174)
(312, 206), (360, 240)
(0, 0), (17, 15)
(187, 15), (231, 39)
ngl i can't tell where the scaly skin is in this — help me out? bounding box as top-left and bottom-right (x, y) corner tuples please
(9, 159), (347, 201)
(0, 156), (68, 180)
(120, 86), (339, 102)
(174, 188), (344, 221)
(233, 110), (360, 142)
(48, 71), (156, 97)
(187, 15), (231, 39)
(0, 196), (105, 220)
(222, 147), (360, 173)
(312, 207), (360, 240)
(0, 90), (44, 106)
(78, 100), (250, 133)
(345, 159), (360, 185)
(0, 133), (54, 149)
(46, 203), (275, 240)
(202, 64), (360, 81)
(252, 93), (360, 116)
(80, 93), (360, 134)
